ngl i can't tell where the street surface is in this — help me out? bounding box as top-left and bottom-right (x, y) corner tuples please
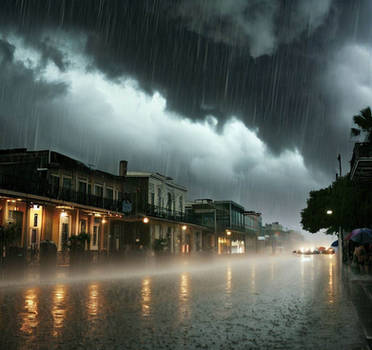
(0, 255), (368, 349)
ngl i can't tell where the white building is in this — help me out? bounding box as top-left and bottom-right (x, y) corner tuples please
(125, 172), (203, 254)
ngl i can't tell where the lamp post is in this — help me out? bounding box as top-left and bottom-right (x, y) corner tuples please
(226, 230), (232, 254)
(326, 209), (343, 265)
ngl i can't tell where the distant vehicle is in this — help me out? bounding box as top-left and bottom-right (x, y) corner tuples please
(323, 247), (335, 254)
(292, 247), (320, 255)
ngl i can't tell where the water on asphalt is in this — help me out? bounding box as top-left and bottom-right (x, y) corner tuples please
(0, 255), (367, 349)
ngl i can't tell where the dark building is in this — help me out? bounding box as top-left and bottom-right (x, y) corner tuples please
(0, 148), (127, 256)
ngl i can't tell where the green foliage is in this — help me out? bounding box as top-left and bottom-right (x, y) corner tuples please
(1, 223), (22, 247)
(153, 238), (168, 252)
(69, 233), (90, 251)
(301, 176), (372, 234)
(351, 107), (372, 142)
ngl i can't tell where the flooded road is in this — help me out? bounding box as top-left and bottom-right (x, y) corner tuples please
(0, 255), (366, 349)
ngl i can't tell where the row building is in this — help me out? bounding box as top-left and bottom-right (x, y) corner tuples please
(0, 148), (268, 261)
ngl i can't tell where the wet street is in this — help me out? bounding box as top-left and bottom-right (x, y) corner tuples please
(0, 255), (367, 349)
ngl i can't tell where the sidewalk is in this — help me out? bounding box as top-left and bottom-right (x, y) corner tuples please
(343, 265), (372, 348)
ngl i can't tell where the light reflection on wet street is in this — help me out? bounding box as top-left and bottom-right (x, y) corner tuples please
(0, 255), (366, 349)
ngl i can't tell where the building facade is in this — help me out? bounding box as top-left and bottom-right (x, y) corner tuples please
(186, 199), (255, 254)
(244, 211), (262, 252)
(124, 172), (205, 255)
(0, 149), (127, 260)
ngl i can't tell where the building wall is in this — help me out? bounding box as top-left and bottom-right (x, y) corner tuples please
(148, 176), (186, 213)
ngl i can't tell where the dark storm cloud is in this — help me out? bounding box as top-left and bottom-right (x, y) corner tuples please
(0, 1), (356, 173)
(0, 1), (370, 228)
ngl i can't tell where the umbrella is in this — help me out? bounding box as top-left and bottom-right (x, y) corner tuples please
(344, 232), (353, 241)
(331, 240), (338, 247)
(350, 228), (372, 244)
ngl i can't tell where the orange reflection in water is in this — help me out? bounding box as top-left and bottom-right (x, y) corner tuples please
(141, 277), (152, 317)
(52, 284), (66, 336)
(87, 283), (100, 317)
(179, 273), (190, 320)
(328, 258), (334, 304)
(20, 288), (39, 335)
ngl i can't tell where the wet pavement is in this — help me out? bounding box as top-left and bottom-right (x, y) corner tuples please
(0, 255), (368, 349)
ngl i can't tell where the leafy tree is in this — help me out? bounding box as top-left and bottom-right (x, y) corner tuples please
(1, 223), (22, 247)
(351, 107), (372, 142)
(301, 176), (372, 234)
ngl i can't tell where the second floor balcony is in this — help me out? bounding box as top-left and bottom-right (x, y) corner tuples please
(0, 172), (123, 212)
(350, 142), (372, 182)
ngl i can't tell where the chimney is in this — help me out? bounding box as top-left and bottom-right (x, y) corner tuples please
(119, 160), (128, 177)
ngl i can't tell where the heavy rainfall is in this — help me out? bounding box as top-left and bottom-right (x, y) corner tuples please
(0, 1), (372, 349)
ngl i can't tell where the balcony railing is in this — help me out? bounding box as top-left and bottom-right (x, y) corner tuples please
(144, 204), (187, 222)
(0, 172), (123, 212)
(350, 142), (372, 181)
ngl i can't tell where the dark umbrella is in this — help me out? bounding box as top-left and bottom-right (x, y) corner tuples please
(331, 240), (338, 247)
(344, 232), (353, 241)
(350, 228), (372, 244)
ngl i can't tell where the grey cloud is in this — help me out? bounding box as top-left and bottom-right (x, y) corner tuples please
(0, 38), (14, 63)
(37, 37), (69, 71)
(174, 0), (333, 57)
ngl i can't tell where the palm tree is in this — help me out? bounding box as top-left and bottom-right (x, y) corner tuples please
(351, 107), (372, 143)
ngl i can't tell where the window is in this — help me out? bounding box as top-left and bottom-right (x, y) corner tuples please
(80, 219), (87, 233)
(158, 188), (162, 208)
(179, 196), (183, 211)
(151, 192), (155, 206)
(94, 184), (103, 197)
(62, 177), (72, 190)
(87, 183), (92, 195)
(106, 187), (113, 200)
(93, 226), (98, 246)
(50, 175), (60, 194)
(33, 213), (38, 227)
(167, 192), (172, 212)
(78, 181), (87, 193)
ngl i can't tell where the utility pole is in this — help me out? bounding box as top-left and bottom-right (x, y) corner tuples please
(337, 154), (344, 266)
(337, 154), (342, 177)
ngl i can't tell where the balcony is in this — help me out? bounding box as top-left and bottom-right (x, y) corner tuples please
(144, 204), (187, 222)
(350, 142), (372, 182)
(0, 172), (123, 212)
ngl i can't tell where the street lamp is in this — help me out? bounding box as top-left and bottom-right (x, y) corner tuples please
(226, 230), (231, 236)
(143, 217), (149, 224)
(326, 210), (333, 215)
(182, 225), (187, 231)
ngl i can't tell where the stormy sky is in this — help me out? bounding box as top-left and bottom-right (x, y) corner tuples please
(0, 0), (371, 231)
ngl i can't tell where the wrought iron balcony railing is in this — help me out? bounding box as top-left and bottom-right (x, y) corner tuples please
(0, 172), (123, 212)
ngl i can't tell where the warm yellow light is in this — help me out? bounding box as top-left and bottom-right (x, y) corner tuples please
(94, 213), (102, 217)
(143, 217), (149, 224)
(226, 230), (232, 236)
(102, 219), (107, 224)
(182, 225), (187, 231)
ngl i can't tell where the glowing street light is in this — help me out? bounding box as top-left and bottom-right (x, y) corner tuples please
(326, 210), (333, 215)
(226, 230), (232, 236)
(143, 217), (149, 224)
(182, 225), (187, 231)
